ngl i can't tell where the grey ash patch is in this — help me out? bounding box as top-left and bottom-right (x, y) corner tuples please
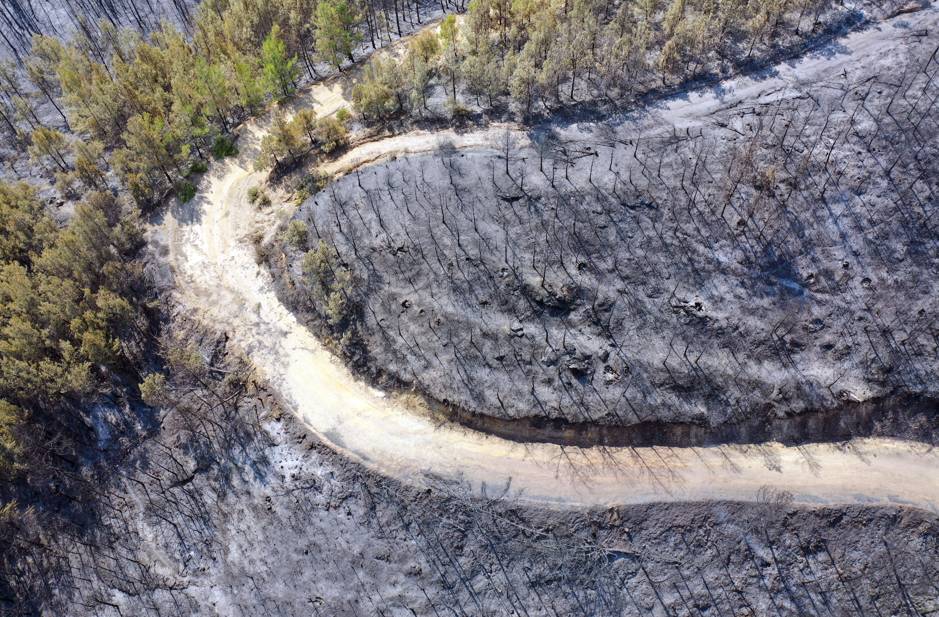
(276, 31), (939, 431)
(11, 374), (939, 617)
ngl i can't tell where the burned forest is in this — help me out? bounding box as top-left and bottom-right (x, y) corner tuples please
(1, 0), (938, 615)
(275, 23), (939, 442)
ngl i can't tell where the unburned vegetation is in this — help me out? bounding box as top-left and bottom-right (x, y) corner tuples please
(0, 182), (148, 483)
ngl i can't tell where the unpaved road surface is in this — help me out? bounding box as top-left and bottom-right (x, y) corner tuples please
(155, 9), (939, 510)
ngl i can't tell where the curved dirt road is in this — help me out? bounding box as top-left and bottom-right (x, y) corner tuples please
(157, 9), (939, 510)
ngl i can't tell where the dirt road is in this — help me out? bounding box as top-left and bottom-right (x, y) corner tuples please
(156, 8), (939, 511)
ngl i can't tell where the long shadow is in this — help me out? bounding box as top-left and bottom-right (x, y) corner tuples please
(440, 392), (939, 448)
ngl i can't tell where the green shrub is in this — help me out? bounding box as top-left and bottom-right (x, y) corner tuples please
(316, 117), (348, 154)
(295, 173), (330, 205)
(301, 241), (334, 284)
(212, 135), (238, 159)
(188, 159), (208, 175)
(139, 373), (168, 407)
(351, 56), (400, 123)
(251, 230), (271, 264)
(301, 241), (356, 327)
(176, 180), (197, 203)
(284, 220), (309, 250)
(247, 185), (272, 209)
(297, 172), (330, 203)
(325, 285), (350, 326)
(0, 401), (22, 479)
(54, 170), (81, 199)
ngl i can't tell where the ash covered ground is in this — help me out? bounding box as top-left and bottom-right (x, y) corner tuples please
(7, 331), (939, 616)
(275, 17), (939, 434)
